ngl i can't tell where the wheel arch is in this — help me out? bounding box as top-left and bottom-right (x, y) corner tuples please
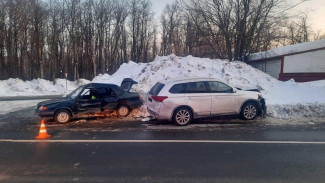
(116, 101), (131, 110)
(54, 108), (73, 117)
(170, 105), (195, 120)
(239, 99), (260, 112)
(116, 102), (131, 117)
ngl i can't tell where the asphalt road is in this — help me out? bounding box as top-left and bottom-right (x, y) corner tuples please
(1, 100), (325, 183)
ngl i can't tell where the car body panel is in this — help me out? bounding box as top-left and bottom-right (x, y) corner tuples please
(210, 92), (239, 114)
(36, 81), (142, 120)
(184, 93), (211, 116)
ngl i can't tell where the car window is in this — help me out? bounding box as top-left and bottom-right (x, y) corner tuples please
(80, 88), (90, 96)
(186, 82), (207, 93)
(80, 88), (98, 99)
(97, 88), (111, 97)
(169, 83), (186, 94)
(209, 82), (233, 93)
(67, 86), (84, 99)
(149, 82), (165, 95)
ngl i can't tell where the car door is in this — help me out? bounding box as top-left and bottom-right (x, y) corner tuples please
(77, 88), (102, 114)
(184, 82), (211, 116)
(208, 81), (239, 115)
(100, 87), (120, 112)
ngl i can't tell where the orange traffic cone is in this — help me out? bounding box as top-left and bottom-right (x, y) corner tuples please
(35, 119), (51, 139)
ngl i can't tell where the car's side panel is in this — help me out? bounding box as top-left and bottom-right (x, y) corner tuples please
(210, 93), (239, 115)
(101, 96), (120, 112)
(160, 94), (186, 120)
(77, 98), (102, 114)
(184, 93), (211, 116)
(117, 92), (142, 109)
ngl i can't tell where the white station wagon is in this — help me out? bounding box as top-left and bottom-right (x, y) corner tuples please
(146, 78), (266, 126)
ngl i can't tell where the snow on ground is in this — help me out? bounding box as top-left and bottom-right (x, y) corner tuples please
(0, 54), (324, 125)
(0, 78), (90, 97)
(0, 100), (45, 115)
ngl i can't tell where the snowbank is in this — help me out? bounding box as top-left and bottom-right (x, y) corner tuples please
(93, 55), (325, 105)
(92, 55), (325, 122)
(0, 78), (90, 96)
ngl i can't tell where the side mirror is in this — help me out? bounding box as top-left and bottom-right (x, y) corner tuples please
(233, 88), (237, 93)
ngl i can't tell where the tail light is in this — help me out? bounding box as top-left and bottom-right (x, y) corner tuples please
(152, 96), (168, 102)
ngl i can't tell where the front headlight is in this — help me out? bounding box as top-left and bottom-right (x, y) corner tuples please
(39, 106), (48, 111)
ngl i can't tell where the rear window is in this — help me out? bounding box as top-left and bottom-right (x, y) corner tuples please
(169, 83), (186, 94)
(149, 82), (165, 96)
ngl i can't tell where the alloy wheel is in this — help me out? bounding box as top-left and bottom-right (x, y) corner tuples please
(175, 110), (191, 125)
(243, 105), (257, 119)
(57, 111), (70, 123)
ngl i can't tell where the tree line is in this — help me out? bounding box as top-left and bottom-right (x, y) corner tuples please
(0, 0), (323, 81)
(160, 0), (324, 61)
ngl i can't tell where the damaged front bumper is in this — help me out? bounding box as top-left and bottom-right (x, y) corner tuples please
(258, 97), (267, 117)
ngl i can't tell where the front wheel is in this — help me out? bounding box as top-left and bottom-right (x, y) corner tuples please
(173, 107), (193, 126)
(54, 110), (71, 123)
(241, 102), (258, 120)
(117, 105), (130, 117)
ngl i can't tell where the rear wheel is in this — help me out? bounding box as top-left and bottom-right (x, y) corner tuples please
(173, 107), (193, 126)
(54, 110), (71, 123)
(241, 102), (258, 120)
(117, 105), (130, 117)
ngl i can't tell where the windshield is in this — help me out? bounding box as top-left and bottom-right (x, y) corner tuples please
(66, 86), (84, 99)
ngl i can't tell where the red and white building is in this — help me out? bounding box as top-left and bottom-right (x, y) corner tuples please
(248, 39), (325, 82)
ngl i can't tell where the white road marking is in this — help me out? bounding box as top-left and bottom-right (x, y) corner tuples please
(0, 139), (325, 144)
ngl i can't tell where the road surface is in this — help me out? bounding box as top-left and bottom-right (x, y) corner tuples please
(1, 99), (325, 182)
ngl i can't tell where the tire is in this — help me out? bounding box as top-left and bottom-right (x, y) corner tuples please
(173, 107), (193, 126)
(241, 102), (258, 120)
(117, 104), (130, 117)
(54, 109), (71, 123)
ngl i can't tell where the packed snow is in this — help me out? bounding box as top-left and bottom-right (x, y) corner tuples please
(0, 100), (45, 116)
(93, 55), (325, 105)
(1, 54), (325, 125)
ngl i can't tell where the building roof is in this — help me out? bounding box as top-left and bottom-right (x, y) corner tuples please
(249, 39), (325, 61)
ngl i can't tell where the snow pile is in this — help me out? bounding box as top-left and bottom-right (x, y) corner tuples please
(250, 39), (325, 60)
(93, 55), (325, 105)
(0, 78), (90, 96)
(93, 55), (278, 94)
(93, 55), (325, 122)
